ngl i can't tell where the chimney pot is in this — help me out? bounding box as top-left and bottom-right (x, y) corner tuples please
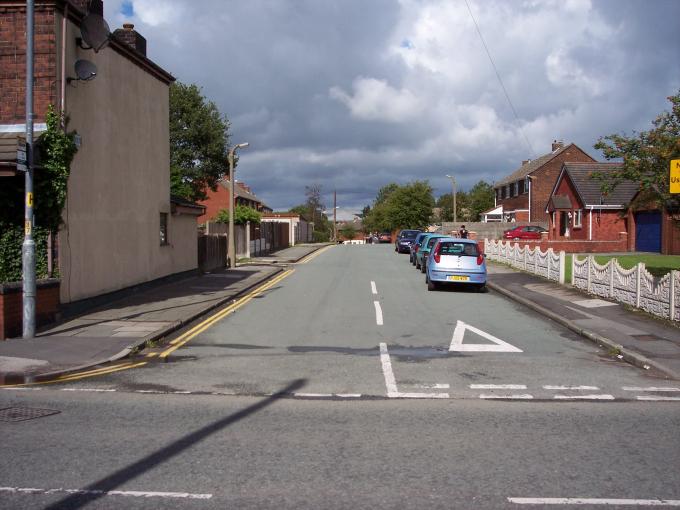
(123, 23), (134, 30)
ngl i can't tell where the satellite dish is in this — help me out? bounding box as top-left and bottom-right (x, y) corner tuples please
(67, 59), (97, 83)
(80, 13), (111, 52)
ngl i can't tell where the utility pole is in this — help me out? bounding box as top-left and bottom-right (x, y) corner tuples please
(333, 190), (337, 242)
(23, 0), (36, 338)
(446, 174), (457, 223)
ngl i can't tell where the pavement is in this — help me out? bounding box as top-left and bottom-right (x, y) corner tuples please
(0, 244), (326, 385)
(1, 243), (678, 385)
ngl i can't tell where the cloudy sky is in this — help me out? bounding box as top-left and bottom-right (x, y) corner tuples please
(103, 0), (679, 219)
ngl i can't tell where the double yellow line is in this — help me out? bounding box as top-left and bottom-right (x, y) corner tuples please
(158, 269), (294, 360)
(297, 245), (333, 264)
(2, 269), (294, 388)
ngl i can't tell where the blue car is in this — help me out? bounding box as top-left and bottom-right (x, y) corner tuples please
(425, 238), (487, 292)
(410, 232), (431, 265)
(416, 234), (449, 272)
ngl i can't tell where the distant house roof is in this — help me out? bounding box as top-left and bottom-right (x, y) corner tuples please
(218, 179), (268, 206)
(562, 162), (638, 207)
(495, 143), (589, 187)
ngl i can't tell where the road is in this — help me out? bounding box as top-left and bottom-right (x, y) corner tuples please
(1, 244), (679, 509)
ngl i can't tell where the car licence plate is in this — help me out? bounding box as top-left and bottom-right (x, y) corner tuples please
(448, 275), (469, 281)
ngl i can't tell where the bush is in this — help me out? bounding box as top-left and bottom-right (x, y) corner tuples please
(0, 225), (50, 283)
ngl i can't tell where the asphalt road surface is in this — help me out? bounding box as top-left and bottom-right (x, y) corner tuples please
(2, 244), (679, 509)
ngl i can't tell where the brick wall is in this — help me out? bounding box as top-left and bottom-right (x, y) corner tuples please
(0, 280), (60, 340)
(0, 4), (57, 125)
(497, 234), (629, 254)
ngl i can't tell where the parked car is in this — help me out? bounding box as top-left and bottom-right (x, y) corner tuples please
(379, 232), (392, 243)
(503, 225), (547, 240)
(416, 234), (449, 272)
(410, 232), (430, 265)
(395, 229), (421, 253)
(426, 238), (487, 292)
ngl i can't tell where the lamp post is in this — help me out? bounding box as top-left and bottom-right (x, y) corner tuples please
(23, 0), (36, 338)
(227, 142), (249, 269)
(445, 174), (457, 223)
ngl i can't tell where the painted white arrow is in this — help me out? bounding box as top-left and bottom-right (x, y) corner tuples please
(449, 320), (523, 352)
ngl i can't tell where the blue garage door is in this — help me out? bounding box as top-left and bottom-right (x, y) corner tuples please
(635, 211), (661, 252)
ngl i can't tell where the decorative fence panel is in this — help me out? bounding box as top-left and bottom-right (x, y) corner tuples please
(572, 256), (679, 322)
(485, 239), (565, 284)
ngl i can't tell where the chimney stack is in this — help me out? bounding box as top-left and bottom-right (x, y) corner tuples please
(522, 160), (530, 166)
(113, 22), (147, 56)
(552, 139), (565, 152)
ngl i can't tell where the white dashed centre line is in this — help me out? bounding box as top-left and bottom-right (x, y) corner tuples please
(370, 281), (378, 294)
(0, 486), (212, 500)
(374, 301), (383, 325)
(543, 385), (600, 391)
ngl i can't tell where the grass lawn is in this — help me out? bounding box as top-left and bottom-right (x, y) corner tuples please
(566, 253), (680, 282)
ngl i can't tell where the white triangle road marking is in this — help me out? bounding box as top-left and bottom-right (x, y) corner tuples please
(449, 320), (523, 353)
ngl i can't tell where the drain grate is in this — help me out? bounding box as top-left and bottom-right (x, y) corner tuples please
(0, 407), (61, 422)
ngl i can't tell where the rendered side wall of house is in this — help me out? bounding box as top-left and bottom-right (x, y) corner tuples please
(56, 13), (188, 302)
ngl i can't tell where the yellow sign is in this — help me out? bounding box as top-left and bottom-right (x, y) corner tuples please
(25, 220), (32, 235)
(26, 192), (33, 207)
(672, 160), (680, 194)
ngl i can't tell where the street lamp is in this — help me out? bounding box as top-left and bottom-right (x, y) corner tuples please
(228, 142), (249, 269)
(445, 174), (457, 223)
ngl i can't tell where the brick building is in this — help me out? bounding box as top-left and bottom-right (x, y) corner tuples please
(494, 141), (596, 223)
(546, 162), (637, 241)
(0, 0), (201, 313)
(197, 179), (272, 225)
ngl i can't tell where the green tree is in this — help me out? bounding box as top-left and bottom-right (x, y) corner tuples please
(467, 180), (495, 221)
(170, 82), (231, 202)
(364, 181), (434, 231)
(338, 224), (356, 240)
(594, 89), (680, 209)
(214, 205), (261, 225)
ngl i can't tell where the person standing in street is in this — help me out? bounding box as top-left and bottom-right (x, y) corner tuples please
(459, 225), (468, 239)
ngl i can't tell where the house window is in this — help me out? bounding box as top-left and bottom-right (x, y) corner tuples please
(160, 213), (169, 245)
(573, 209), (582, 228)
(518, 179), (525, 194)
(506, 185), (510, 198)
(525, 176), (530, 193)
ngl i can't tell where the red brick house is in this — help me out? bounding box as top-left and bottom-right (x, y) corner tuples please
(494, 141), (596, 223)
(546, 163), (680, 254)
(546, 162), (637, 241)
(197, 179), (271, 224)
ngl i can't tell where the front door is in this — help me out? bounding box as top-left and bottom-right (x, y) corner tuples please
(560, 212), (568, 236)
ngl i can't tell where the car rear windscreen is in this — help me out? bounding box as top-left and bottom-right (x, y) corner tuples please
(439, 242), (479, 257)
(400, 230), (420, 238)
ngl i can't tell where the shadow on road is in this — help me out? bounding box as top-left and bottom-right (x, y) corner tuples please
(43, 378), (307, 510)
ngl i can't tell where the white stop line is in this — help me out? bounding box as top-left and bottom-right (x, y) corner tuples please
(508, 497), (680, 506)
(0, 486), (212, 500)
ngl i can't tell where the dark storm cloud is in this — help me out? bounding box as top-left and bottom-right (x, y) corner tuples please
(104, 0), (680, 217)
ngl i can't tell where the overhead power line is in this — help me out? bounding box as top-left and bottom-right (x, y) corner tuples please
(464, 0), (535, 158)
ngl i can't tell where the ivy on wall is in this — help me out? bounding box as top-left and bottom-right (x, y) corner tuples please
(0, 105), (77, 283)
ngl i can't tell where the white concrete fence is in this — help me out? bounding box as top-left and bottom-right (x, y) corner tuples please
(485, 239), (565, 284)
(572, 256), (679, 322)
(485, 239), (680, 322)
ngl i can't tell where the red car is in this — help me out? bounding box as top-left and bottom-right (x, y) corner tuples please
(503, 225), (547, 240)
(378, 232), (392, 243)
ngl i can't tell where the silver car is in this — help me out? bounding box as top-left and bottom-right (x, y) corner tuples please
(425, 238), (487, 292)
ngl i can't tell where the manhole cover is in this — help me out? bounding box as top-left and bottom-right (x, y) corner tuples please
(0, 407), (60, 422)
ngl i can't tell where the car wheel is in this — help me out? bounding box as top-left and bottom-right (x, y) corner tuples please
(420, 261), (426, 273)
(427, 278), (437, 291)
(476, 284), (487, 293)
(416, 259), (420, 269)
